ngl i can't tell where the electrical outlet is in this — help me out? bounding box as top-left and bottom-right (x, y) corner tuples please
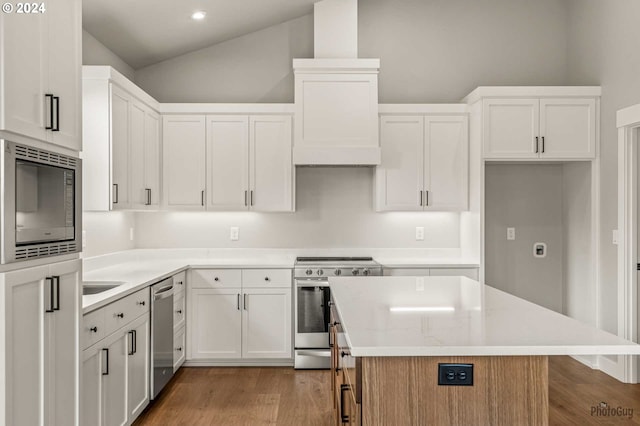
(230, 227), (239, 241)
(129, 228), (134, 241)
(507, 227), (516, 241)
(438, 363), (473, 386)
(415, 227), (424, 241)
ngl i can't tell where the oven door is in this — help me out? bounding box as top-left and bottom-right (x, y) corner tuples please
(295, 279), (331, 349)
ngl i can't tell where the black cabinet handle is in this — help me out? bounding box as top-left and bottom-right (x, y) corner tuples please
(237, 293), (240, 310)
(45, 94), (54, 130)
(116, 313), (124, 318)
(244, 293), (248, 310)
(102, 348), (109, 375)
(542, 136), (545, 153)
(133, 329), (137, 354)
(52, 96), (60, 131)
(90, 326), (98, 333)
(535, 136), (539, 153)
(53, 276), (60, 311)
(340, 384), (350, 423)
(137, 301), (146, 306)
(128, 331), (135, 356)
(425, 190), (429, 207)
(419, 190), (423, 206)
(113, 184), (119, 204)
(45, 277), (55, 313)
(244, 190), (248, 207)
(201, 190), (205, 206)
(250, 190), (254, 206)
(145, 188), (151, 206)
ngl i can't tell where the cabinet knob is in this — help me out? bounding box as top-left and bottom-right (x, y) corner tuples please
(176, 347), (182, 352)
(178, 281), (183, 285)
(116, 313), (124, 318)
(176, 309), (183, 314)
(264, 277), (270, 281)
(214, 277), (219, 282)
(137, 301), (146, 306)
(90, 326), (98, 333)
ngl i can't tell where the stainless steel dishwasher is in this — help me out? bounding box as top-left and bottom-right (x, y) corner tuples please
(150, 278), (174, 399)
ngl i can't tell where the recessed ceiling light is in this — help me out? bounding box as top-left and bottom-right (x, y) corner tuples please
(191, 11), (206, 20)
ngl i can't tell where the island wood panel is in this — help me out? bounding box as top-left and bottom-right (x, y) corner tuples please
(361, 356), (548, 426)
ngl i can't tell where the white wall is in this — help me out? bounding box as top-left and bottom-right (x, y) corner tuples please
(134, 0), (568, 103)
(82, 30), (136, 81)
(135, 167), (460, 249)
(134, 14), (313, 103)
(83, 212), (135, 258)
(567, 0), (640, 334)
(484, 164), (565, 312)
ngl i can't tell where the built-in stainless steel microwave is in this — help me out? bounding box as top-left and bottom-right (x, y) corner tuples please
(1, 140), (82, 263)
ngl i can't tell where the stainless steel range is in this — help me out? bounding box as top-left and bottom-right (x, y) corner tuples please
(294, 256), (382, 369)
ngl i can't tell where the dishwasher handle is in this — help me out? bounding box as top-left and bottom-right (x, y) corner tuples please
(153, 284), (174, 300)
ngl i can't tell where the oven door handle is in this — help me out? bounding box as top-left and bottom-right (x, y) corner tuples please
(295, 279), (329, 287)
(297, 350), (331, 357)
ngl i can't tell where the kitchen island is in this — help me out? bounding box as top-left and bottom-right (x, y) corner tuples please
(328, 276), (640, 426)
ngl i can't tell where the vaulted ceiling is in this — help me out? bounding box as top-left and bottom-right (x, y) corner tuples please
(83, 0), (318, 69)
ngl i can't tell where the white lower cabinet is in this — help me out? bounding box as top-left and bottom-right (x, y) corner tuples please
(0, 259), (81, 426)
(82, 288), (150, 426)
(173, 325), (186, 372)
(188, 269), (292, 362)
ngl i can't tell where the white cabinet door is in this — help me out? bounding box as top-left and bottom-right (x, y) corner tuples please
(539, 98), (596, 159)
(376, 116), (424, 211)
(144, 109), (161, 207)
(111, 85), (131, 209)
(249, 115), (294, 212)
(46, 260), (81, 426)
(206, 115), (249, 210)
(0, 12), (48, 142)
(47, 0), (82, 151)
(1, 265), (48, 426)
(129, 101), (147, 209)
(424, 116), (468, 211)
(102, 332), (128, 426)
(242, 288), (292, 359)
(163, 115), (206, 210)
(127, 315), (150, 421)
(82, 345), (103, 426)
(189, 289), (242, 359)
(483, 99), (539, 159)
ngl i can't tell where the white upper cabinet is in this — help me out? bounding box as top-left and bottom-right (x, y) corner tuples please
(206, 116), (250, 210)
(468, 88), (600, 160)
(0, 0), (81, 151)
(250, 115), (294, 212)
(163, 115), (207, 210)
(376, 108), (469, 212)
(376, 116), (424, 211)
(482, 99), (539, 159)
(424, 116), (469, 211)
(83, 67), (161, 211)
(539, 98), (596, 159)
(162, 106), (294, 212)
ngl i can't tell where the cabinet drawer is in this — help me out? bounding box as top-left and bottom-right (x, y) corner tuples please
(190, 269), (242, 288)
(82, 309), (106, 350)
(173, 325), (186, 372)
(104, 287), (150, 336)
(242, 269), (291, 287)
(174, 293), (185, 331)
(173, 271), (186, 295)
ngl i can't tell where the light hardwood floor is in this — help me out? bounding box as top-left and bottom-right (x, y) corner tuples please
(134, 356), (640, 425)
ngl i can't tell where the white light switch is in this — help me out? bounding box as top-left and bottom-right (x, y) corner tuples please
(507, 227), (516, 241)
(230, 227), (239, 241)
(415, 227), (424, 241)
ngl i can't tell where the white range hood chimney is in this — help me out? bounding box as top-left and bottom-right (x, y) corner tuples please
(293, 0), (380, 166)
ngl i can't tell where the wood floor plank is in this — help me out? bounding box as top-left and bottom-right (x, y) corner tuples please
(134, 357), (640, 426)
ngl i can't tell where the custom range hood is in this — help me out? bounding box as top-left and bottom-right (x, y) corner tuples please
(293, 0), (380, 166)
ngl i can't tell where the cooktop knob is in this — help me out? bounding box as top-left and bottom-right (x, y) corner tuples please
(362, 268), (370, 276)
(352, 268), (359, 275)
(335, 269), (342, 276)
(305, 269), (313, 276)
(317, 269), (324, 276)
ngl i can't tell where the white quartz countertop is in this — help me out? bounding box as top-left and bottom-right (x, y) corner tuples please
(375, 258), (480, 268)
(82, 256), (294, 313)
(329, 276), (640, 357)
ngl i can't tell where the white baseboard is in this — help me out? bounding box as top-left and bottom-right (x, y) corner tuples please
(184, 359), (294, 368)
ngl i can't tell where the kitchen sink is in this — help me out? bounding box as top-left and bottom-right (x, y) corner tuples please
(82, 281), (126, 295)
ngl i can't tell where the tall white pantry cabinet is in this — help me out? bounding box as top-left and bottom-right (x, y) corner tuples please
(0, 259), (81, 426)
